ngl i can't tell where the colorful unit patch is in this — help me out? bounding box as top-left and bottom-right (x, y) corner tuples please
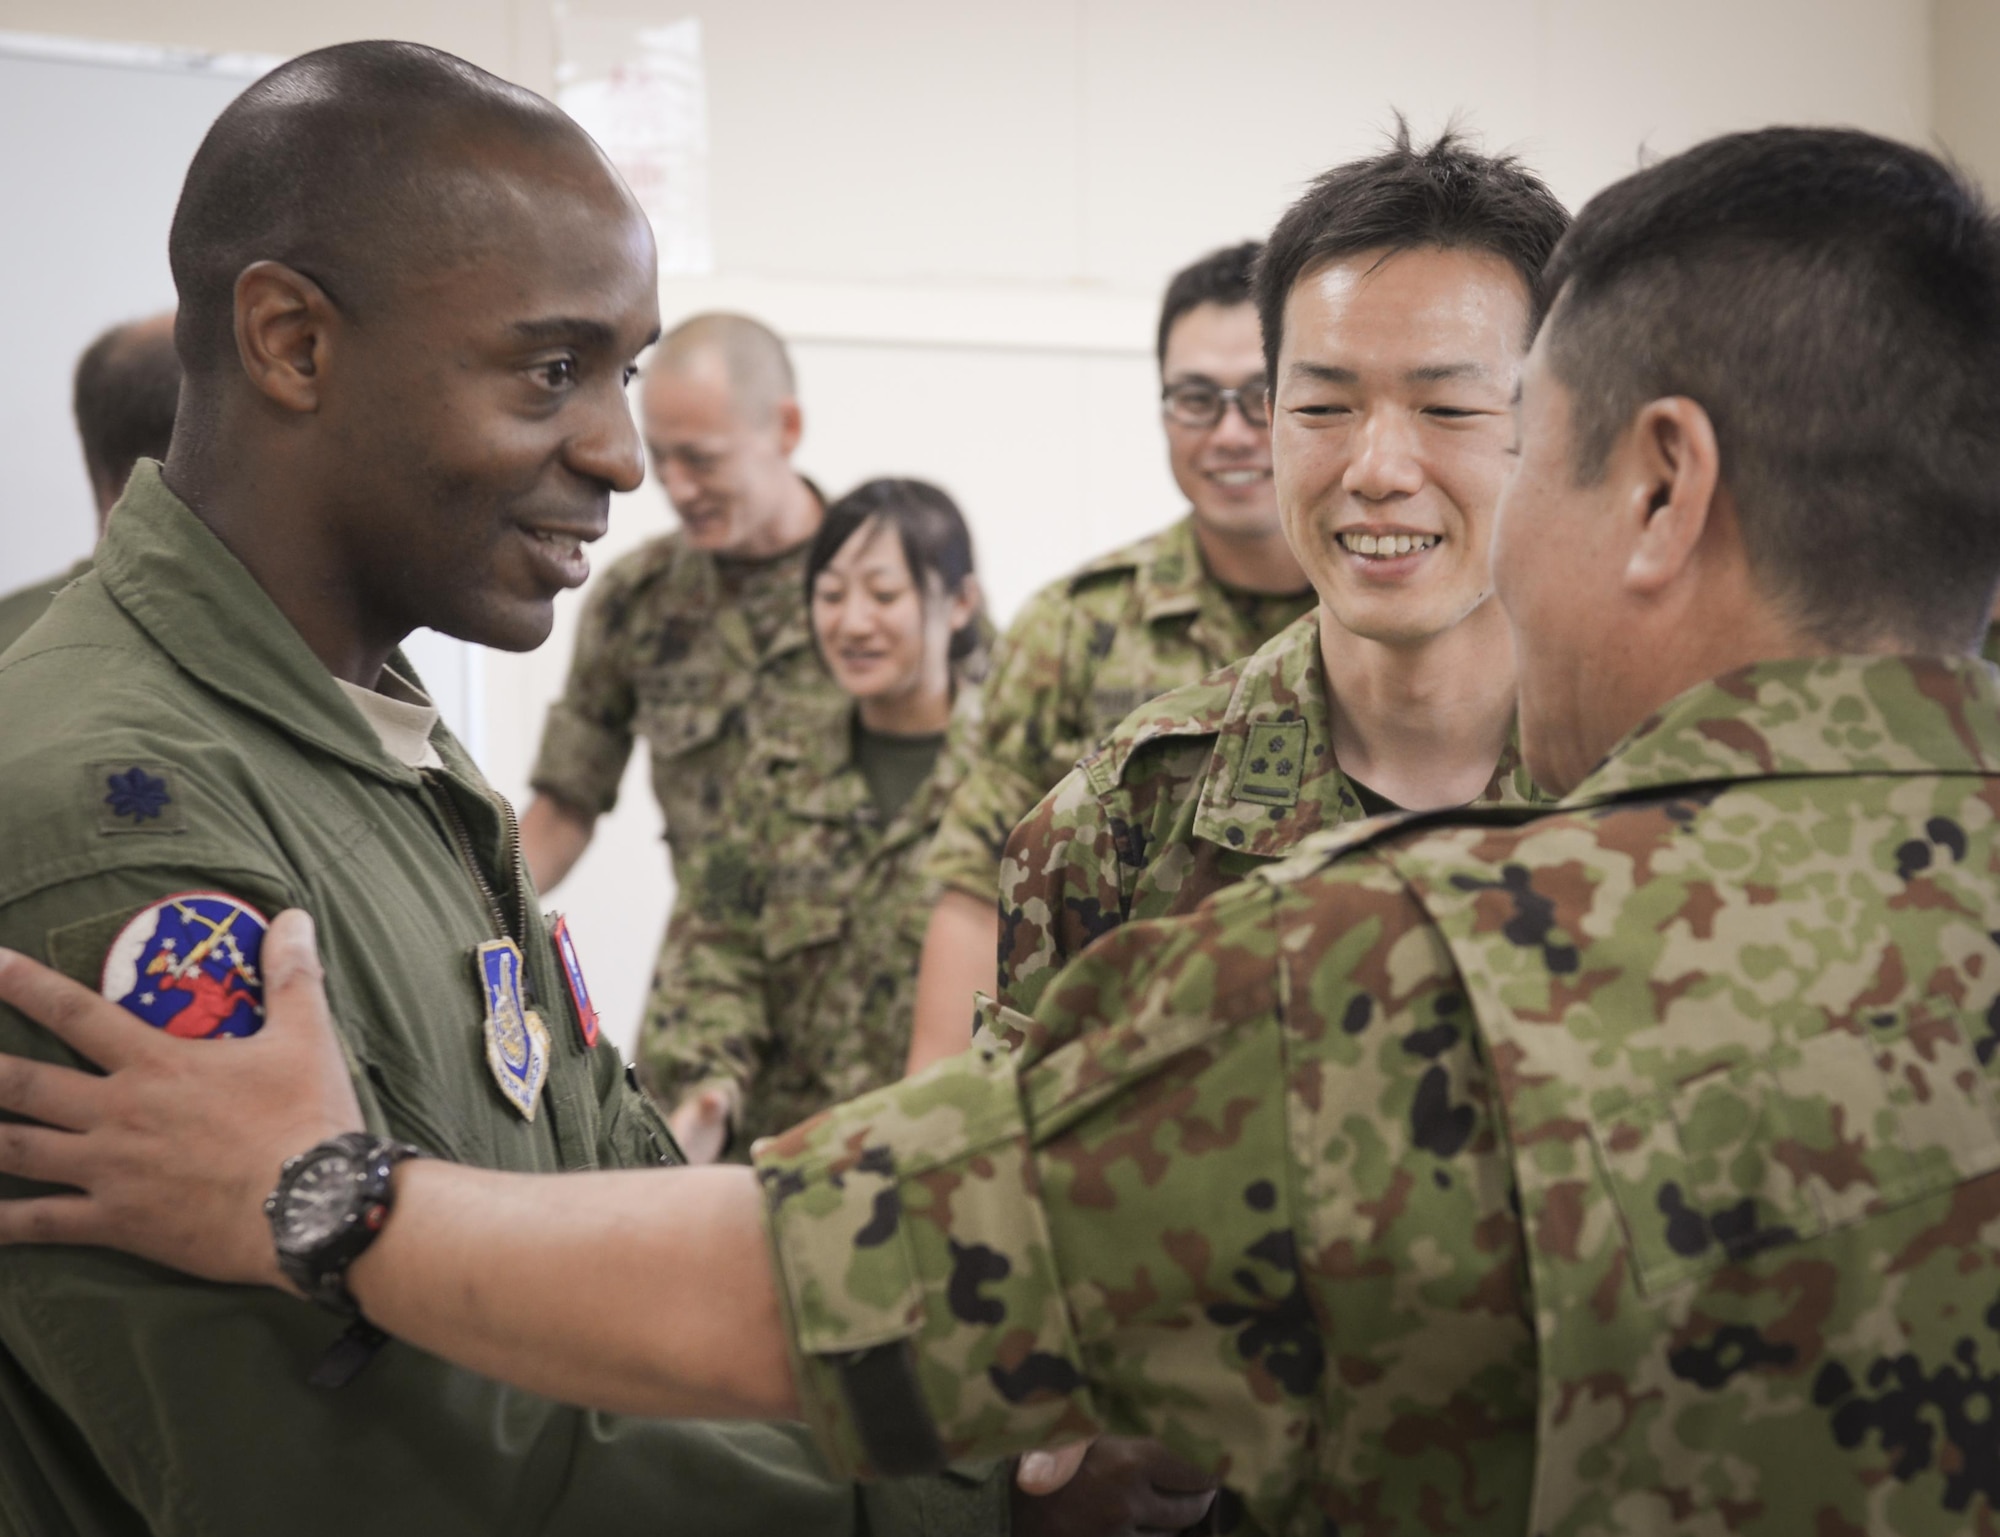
(100, 892), (268, 1038)
(476, 938), (549, 1120)
(550, 914), (600, 1049)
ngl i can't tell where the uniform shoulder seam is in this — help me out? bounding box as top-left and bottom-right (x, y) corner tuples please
(1062, 527), (1168, 591)
(1086, 666), (1242, 788)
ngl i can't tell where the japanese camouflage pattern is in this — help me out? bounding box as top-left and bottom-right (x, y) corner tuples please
(529, 526), (848, 871)
(921, 516), (1313, 902)
(756, 653), (2000, 1537)
(642, 693), (979, 1152)
(996, 608), (1544, 1019)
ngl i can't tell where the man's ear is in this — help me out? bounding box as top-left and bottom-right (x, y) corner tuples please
(775, 397), (804, 458)
(1622, 396), (1721, 596)
(232, 262), (339, 414)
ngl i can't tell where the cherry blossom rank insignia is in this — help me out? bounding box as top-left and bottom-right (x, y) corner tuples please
(101, 892), (269, 1039)
(550, 914), (600, 1049)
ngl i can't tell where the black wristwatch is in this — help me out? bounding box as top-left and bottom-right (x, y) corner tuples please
(264, 1132), (422, 1318)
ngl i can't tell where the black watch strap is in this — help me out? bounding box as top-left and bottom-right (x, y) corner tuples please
(267, 1132), (422, 1320)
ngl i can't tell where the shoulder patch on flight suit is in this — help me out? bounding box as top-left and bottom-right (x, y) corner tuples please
(89, 760), (186, 835)
(1235, 722), (1306, 806)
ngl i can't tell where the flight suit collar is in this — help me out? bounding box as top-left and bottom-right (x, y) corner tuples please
(97, 462), (429, 787)
(1193, 610), (1536, 857)
(1566, 654), (2000, 807)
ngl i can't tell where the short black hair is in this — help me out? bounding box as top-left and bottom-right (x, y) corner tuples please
(808, 479), (984, 665)
(1542, 126), (2000, 651)
(1254, 120), (1570, 381)
(1157, 242), (1261, 370)
(169, 41), (593, 376)
(73, 319), (180, 501)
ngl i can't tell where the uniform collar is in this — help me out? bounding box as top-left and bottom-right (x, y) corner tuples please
(97, 462), (431, 786)
(1191, 611), (1348, 856)
(684, 535), (816, 670)
(1132, 515), (1211, 624)
(771, 688), (977, 843)
(1565, 654), (2000, 807)
(1194, 610), (1537, 856)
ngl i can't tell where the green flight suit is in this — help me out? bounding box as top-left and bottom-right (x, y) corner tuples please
(755, 653), (2000, 1537)
(995, 609), (1543, 1017)
(0, 465), (1001, 1537)
(641, 696), (976, 1152)
(529, 503), (848, 875)
(0, 556), (92, 656)
(921, 516), (1313, 904)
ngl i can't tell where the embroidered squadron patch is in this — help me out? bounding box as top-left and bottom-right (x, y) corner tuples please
(101, 892), (268, 1038)
(476, 939), (549, 1120)
(550, 915), (600, 1050)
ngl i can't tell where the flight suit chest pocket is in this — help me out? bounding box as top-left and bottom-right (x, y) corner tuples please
(1591, 1018), (2000, 1297)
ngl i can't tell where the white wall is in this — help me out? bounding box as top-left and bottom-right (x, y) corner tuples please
(0, 0), (1947, 1050)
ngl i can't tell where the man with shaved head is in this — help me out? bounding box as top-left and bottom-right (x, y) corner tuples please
(0, 39), (1045, 1537)
(0, 312), (179, 654)
(521, 309), (841, 897)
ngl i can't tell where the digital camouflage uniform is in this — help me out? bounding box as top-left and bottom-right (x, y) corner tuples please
(530, 500), (848, 873)
(922, 516), (1313, 903)
(0, 466), (1001, 1537)
(998, 609), (1544, 1016)
(756, 653), (2000, 1537)
(642, 693), (978, 1152)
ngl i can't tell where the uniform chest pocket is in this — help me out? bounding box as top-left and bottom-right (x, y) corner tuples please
(1591, 1018), (2000, 1297)
(761, 894), (848, 961)
(639, 701), (727, 762)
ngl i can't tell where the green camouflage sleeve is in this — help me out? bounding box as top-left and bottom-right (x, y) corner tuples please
(996, 736), (1215, 1020)
(994, 768), (1124, 1020)
(638, 819), (771, 1117)
(755, 892), (1309, 1498)
(529, 560), (640, 819)
(923, 584), (1081, 902)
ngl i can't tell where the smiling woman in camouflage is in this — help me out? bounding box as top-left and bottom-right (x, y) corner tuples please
(640, 479), (988, 1163)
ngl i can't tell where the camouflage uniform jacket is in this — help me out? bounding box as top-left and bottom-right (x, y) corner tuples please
(922, 516), (1313, 902)
(529, 508), (847, 872)
(755, 654), (2000, 1537)
(998, 608), (1543, 1016)
(643, 690), (980, 1151)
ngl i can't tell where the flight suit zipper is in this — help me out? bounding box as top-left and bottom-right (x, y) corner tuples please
(423, 769), (527, 965)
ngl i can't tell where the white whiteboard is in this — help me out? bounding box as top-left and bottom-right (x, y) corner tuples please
(0, 32), (484, 758)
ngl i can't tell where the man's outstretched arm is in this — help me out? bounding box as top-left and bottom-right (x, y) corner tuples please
(0, 912), (798, 1421)
(0, 902), (1295, 1503)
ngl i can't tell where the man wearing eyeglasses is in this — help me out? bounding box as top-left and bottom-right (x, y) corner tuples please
(993, 127), (1560, 1021)
(905, 242), (1313, 1071)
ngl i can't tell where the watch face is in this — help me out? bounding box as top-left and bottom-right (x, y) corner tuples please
(278, 1150), (360, 1251)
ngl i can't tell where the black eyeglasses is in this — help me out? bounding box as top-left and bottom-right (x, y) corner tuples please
(1162, 378), (1269, 430)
